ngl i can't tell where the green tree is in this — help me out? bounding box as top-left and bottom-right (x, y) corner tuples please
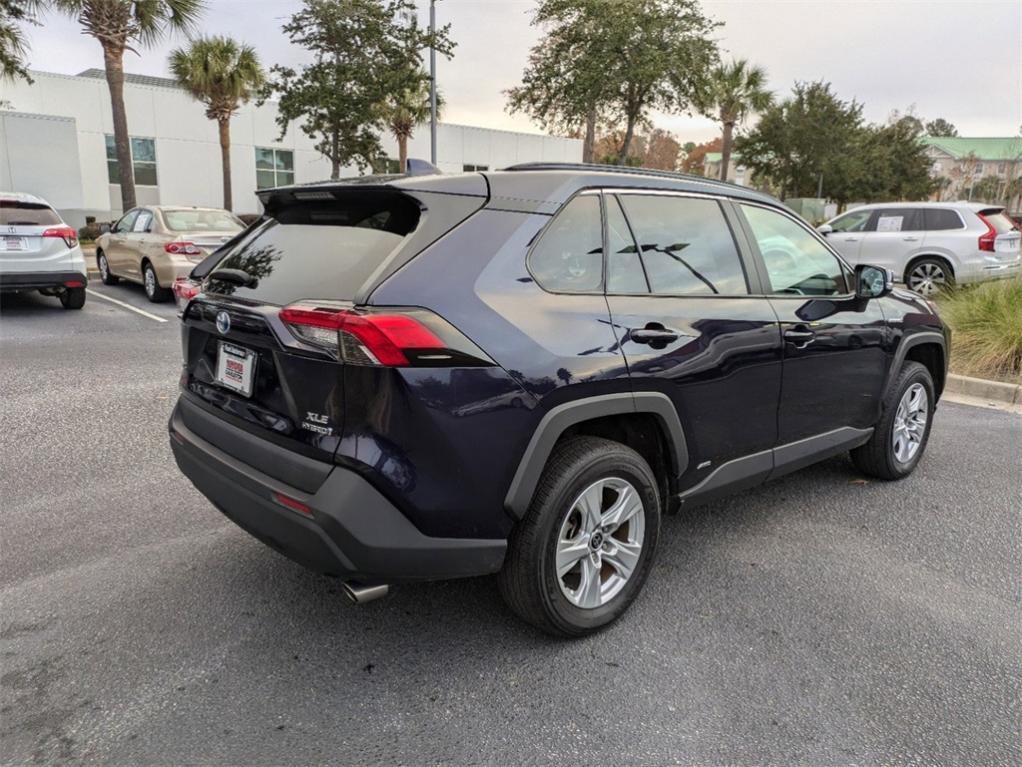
(852, 117), (936, 203)
(1, 0), (40, 83)
(694, 58), (772, 181)
(971, 175), (1003, 204)
(508, 0), (719, 165)
(51, 0), (204, 211)
(924, 117), (957, 137)
(381, 75), (440, 173)
(735, 81), (863, 204)
(264, 0), (452, 179)
(169, 36), (264, 211)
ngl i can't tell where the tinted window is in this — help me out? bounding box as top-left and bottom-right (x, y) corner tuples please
(529, 195), (603, 292)
(923, 209), (963, 231)
(619, 195), (747, 295)
(829, 209), (872, 233)
(606, 195), (648, 293)
(163, 209), (243, 233)
(872, 208), (922, 233)
(206, 193), (420, 305)
(0, 200), (61, 226)
(742, 204), (849, 296)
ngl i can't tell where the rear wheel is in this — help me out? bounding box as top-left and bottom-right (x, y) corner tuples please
(499, 437), (661, 637)
(905, 258), (953, 296)
(143, 262), (171, 303)
(97, 250), (118, 285)
(60, 286), (86, 310)
(851, 361), (935, 480)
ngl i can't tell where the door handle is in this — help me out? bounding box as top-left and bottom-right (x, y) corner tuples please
(784, 328), (815, 346)
(902, 236), (919, 242)
(844, 237), (859, 242)
(631, 324), (679, 345)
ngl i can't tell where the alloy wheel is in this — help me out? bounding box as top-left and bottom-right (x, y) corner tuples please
(555, 477), (645, 609)
(99, 255), (109, 281)
(907, 263), (947, 296)
(892, 382), (928, 464)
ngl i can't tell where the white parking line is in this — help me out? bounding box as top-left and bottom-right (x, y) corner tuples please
(86, 289), (169, 323)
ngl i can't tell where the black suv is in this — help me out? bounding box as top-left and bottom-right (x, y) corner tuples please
(169, 164), (949, 636)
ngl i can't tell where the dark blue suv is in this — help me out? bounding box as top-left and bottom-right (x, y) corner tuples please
(169, 164), (949, 636)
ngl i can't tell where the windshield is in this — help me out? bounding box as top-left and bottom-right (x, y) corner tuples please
(0, 200), (61, 226)
(163, 209), (243, 233)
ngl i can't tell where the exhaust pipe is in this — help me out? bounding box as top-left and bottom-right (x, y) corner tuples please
(342, 581), (390, 604)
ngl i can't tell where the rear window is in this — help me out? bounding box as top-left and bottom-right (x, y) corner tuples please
(163, 209), (243, 233)
(205, 193), (420, 305)
(980, 210), (1018, 234)
(0, 200), (61, 226)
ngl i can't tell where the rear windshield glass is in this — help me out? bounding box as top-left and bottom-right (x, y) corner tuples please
(163, 209), (243, 233)
(980, 210), (1018, 234)
(0, 200), (61, 226)
(205, 193), (420, 305)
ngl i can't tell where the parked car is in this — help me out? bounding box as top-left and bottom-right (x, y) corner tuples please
(0, 192), (87, 309)
(168, 164), (950, 636)
(95, 205), (244, 302)
(818, 202), (1021, 296)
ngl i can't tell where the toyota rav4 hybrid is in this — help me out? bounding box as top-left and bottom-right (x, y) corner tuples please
(169, 165), (950, 636)
(0, 193), (87, 309)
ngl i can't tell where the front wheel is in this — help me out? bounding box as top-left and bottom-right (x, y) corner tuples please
(97, 251), (118, 285)
(851, 361), (935, 480)
(499, 436), (661, 637)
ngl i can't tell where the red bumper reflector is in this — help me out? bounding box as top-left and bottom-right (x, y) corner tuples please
(64, 280), (84, 288)
(273, 492), (313, 517)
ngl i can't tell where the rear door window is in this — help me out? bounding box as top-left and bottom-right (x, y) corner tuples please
(206, 192), (420, 305)
(132, 210), (153, 233)
(0, 200), (61, 226)
(617, 194), (748, 296)
(923, 209), (963, 231)
(528, 195), (603, 292)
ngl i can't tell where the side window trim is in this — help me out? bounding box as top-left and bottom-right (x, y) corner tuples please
(721, 200), (770, 294)
(736, 201), (855, 298)
(608, 189), (753, 298)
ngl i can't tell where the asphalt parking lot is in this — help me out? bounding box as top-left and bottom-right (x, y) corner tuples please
(2, 281), (1021, 767)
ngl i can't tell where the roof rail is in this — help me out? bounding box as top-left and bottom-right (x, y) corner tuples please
(504, 162), (734, 187)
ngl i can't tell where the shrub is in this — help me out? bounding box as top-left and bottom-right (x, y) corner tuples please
(941, 278), (1022, 383)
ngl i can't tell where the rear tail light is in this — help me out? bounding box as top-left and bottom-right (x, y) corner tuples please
(280, 303), (445, 366)
(977, 214), (997, 252)
(165, 241), (203, 257)
(172, 277), (200, 304)
(42, 226), (78, 248)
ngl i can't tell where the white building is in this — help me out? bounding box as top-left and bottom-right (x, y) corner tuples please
(0, 70), (582, 226)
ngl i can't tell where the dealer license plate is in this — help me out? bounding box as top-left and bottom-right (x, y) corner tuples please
(215, 341), (257, 397)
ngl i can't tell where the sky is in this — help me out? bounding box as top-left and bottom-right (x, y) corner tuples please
(20, 0), (1022, 145)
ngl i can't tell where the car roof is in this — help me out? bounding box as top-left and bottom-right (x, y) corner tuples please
(838, 201), (999, 214)
(0, 191), (51, 206)
(259, 163), (779, 215)
(150, 205), (234, 213)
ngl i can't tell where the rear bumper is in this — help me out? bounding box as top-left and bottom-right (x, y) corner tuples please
(0, 270), (88, 292)
(957, 256), (1021, 284)
(168, 401), (506, 582)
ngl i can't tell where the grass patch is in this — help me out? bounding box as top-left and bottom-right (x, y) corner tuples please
(940, 278), (1022, 384)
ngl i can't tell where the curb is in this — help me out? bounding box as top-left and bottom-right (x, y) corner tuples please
(945, 373), (1021, 406)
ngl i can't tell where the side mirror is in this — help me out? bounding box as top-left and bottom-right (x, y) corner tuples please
(817, 224), (833, 236)
(855, 264), (893, 299)
(99, 223), (111, 234)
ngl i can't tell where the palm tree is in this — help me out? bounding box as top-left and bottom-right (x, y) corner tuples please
(51, 1), (204, 211)
(382, 76), (439, 173)
(169, 36), (263, 211)
(1, 0), (42, 83)
(695, 59), (773, 182)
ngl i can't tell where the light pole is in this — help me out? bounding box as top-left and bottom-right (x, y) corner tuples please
(429, 0), (438, 166)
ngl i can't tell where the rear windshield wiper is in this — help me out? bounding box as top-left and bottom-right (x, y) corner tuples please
(210, 268), (257, 288)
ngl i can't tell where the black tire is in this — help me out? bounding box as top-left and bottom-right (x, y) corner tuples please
(498, 436), (661, 637)
(60, 286), (86, 310)
(851, 361), (935, 480)
(143, 262), (171, 303)
(904, 257), (954, 296)
(97, 250), (119, 285)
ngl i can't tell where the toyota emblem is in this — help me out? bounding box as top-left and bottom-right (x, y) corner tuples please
(216, 310), (231, 335)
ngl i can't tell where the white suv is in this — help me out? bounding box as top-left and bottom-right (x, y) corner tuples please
(819, 202), (1021, 296)
(0, 192), (88, 309)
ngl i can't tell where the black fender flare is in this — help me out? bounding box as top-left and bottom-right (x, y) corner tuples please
(883, 330), (948, 398)
(503, 392), (688, 519)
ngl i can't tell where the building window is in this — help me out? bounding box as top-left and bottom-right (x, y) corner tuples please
(998, 162), (1007, 174)
(463, 163), (489, 172)
(974, 162), (984, 176)
(255, 147), (295, 189)
(106, 135), (158, 186)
